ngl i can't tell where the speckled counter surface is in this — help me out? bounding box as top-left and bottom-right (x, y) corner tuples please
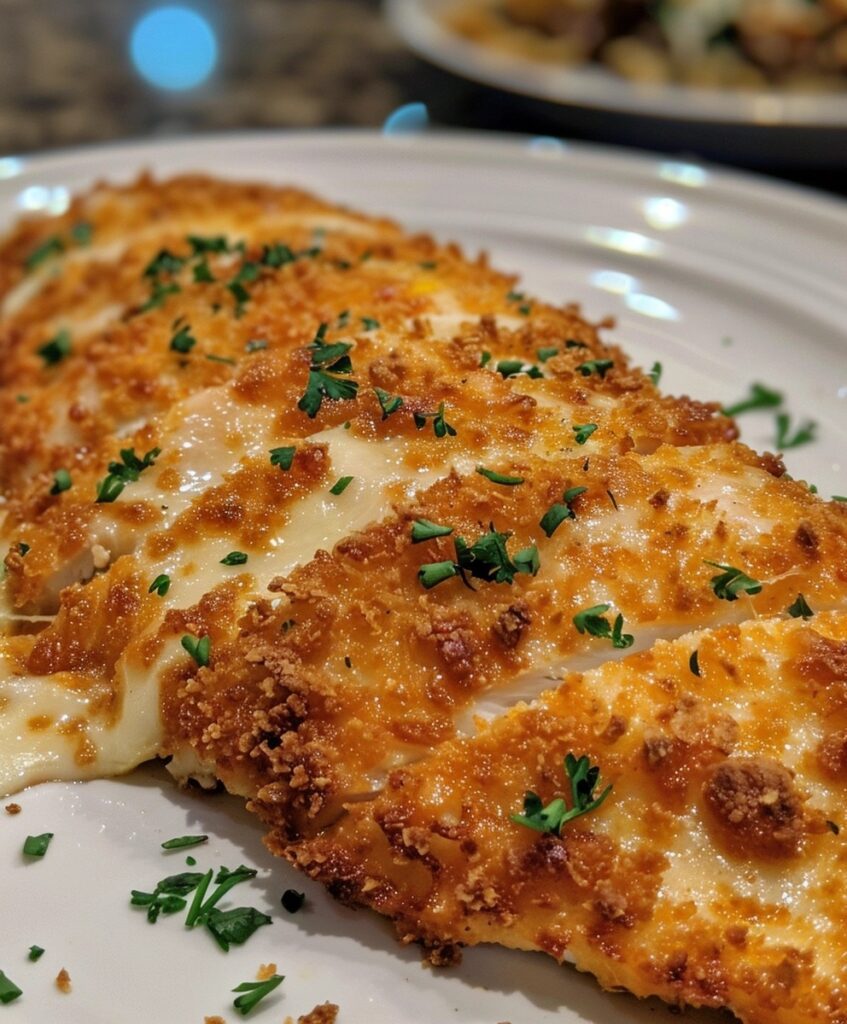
(0, 0), (843, 196)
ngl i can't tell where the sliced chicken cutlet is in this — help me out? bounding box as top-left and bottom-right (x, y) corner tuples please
(0, 174), (735, 791)
(284, 613), (847, 1024)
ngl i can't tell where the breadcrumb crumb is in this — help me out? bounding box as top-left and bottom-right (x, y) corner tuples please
(256, 962), (277, 981)
(55, 968), (71, 993)
(4, 803), (21, 815)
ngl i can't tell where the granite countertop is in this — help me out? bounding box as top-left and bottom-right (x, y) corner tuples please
(0, 0), (843, 196)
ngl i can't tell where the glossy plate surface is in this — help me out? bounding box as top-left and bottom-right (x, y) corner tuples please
(1, 131), (845, 1024)
(388, 0), (847, 128)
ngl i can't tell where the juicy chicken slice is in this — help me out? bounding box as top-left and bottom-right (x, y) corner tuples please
(284, 613), (847, 1024)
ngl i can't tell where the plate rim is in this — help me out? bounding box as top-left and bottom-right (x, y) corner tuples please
(386, 0), (847, 128)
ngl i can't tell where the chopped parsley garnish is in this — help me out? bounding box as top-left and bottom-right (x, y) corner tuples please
(188, 235), (231, 255)
(572, 423), (597, 445)
(374, 387), (404, 419)
(787, 594), (814, 620)
(37, 328), (72, 366)
(0, 971), (22, 1005)
(418, 561), (458, 589)
(419, 260), (437, 270)
(419, 525), (539, 590)
(170, 324), (196, 353)
(269, 446), (295, 471)
(298, 324), (359, 418)
(25, 235), (64, 271)
(131, 870), (206, 923)
(27, 946), (45, 962)
(411, 519), (454, 543)
(17, 542), (30, 557)
(95, 446), (160, 503)
(281, 889), (305, 913)
(50, 469), (71, 495)
(206, 354), (237, 366)
(260, 243), (295, 268)
(576, 359), (614, 379)
(220, 551), (248, 566)
(144, 249), (185, 279)
(16, 395), (29, 403)
(537, 346), (558, 362)
(336, 310), (350, 328)
(227, 261), (260, 315)
(496, 359), (542, 380)
(161, 835), (208, 850)
(413, 402), (456, 438)
(329, 476), (353, 496)
(573, 604), (633, 649)
(689, 650), (701, 677)
(539, 485), (587, 538)
(186, 856), (197, 866)
(476, 466), (524, 486)
(480, 350), (491, 367)
(705, 561), (762, 602)
(22, 833), (53, 858)
(70, 221), (93, 246)
(511, 753), (612, 836)
(361, 317), (380, 331)
(181, 634), (211, 667)
(232, 974), (284, 1016)
(834, 496), (847, 503)
(139, 280), (181, 313)
(205, 907), (272, 953)
(192, 258), (215, 283)
(149, 574), (170, 597)
(506, 290), (524, 302)
(775, 413), (816, 450)
(722, 382), (783, 417)
(245, 338), (268, 353)
(565, 339), (588, 350)
(184, 865), (259, 930)
(649, 361), (662, 386)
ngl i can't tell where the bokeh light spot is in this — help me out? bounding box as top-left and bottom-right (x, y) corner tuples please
(382, 103), (429, 136)
(527, 136), (568, 155)
(130, 6), (217, 91)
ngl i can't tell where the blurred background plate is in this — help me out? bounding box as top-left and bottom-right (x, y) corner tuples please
(1, 130), (846, 1023)
(387, 0), (847, 166)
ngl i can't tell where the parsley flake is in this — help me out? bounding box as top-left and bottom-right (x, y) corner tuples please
(572, 423), (597, 445)
(161, 835), (208, 850)
(418, 561), (459, 589)
(496, 359), (543, 380)
(476, 466), (524, 486)
(220, 551), (248, 566)
(775, 413), (816, 450)
(0, 972), (22, 1005)
(22, 833), (53, 858)
(269, 446), (295, 471)
(573, 604), (634, 648)
(95, 447), (160, 503)
(576, 359), (614, 379)
(787, 594), (814, 619)
(511, 753), (612, 836)
(361, 317), (380, 331)
(245, 338), (268, 353)
(329, 476), (353, 496)
(27, 946), (45, 962)
(722, 382), (783, 417)
(411, 519), (454, 543)
(539, 485), (586, 538)
(37, 328), (72, 366)
(374, 387), (404, 419)
(419, 525), (539, 590)
(298, 324), (359, 418)
(232, 974), (284, 1016)
(705, 561), (762, 601)
(181, 634), (211, 667)
(649, 361), (662, 386)
(205, 907), (272, 953)
(537, 346), (558, 362)
(70, 221), (93, 246)
(50, 469), (71, 495)
(149, 574), (170, 597)
(413, 402), (456, 438)
(170, 324), (196, 354)
(25, 235), (64, 271)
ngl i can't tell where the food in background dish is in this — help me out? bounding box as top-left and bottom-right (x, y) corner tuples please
(2, 176), (847, 1023)
(446, 0), (847, 89)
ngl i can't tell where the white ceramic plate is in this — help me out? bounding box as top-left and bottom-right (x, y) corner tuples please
(388, 0), (847, 127)
(1, 131), (846, 1024)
